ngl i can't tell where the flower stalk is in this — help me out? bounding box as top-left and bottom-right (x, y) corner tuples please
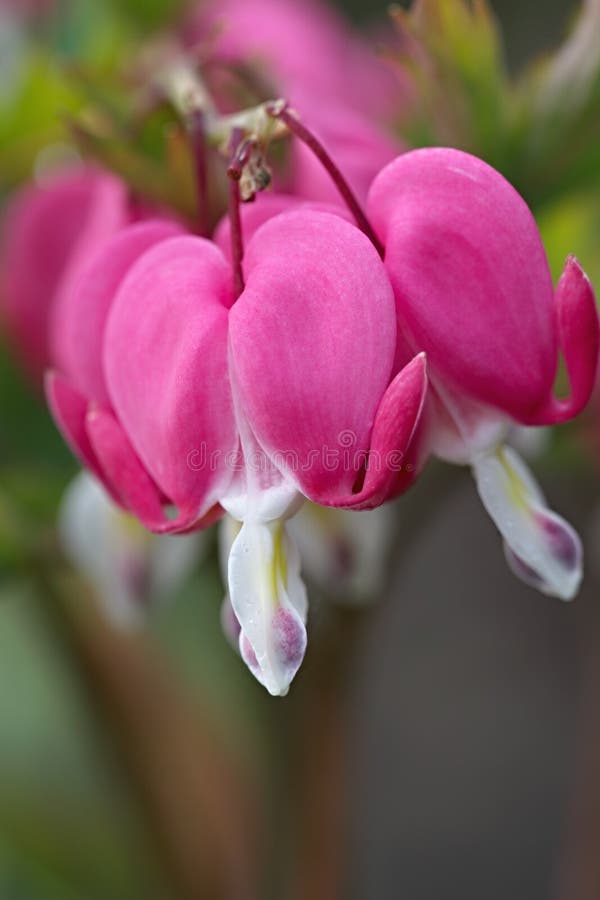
(265, 101), (384, 257)
(32, 555), (260, 900)
(228, 128), (247, 299)
(157, 57), (383, 253)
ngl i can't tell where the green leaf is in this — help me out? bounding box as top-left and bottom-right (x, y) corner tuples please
(391, 0), (509, 159)
(100, 0), (188, 33)
(391, 0), (600, 211)
(0, 51), (82, 191)
(0, 346), (72, 472)
(0, 589), (167, 898)
(537, 189), (600, 284)
(69, 112), (198, 223)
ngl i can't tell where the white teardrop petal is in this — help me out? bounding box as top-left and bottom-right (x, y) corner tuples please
(227, 519), (307, 696)
(472, 445), (582, 601)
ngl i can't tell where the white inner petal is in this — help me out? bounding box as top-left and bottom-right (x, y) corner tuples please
(58, 472), (152, 628)
(223, 338), (308, 694)
(428, 380), (508, 465)
(472, 444), (582, 601)
(288, 502), (395, 603)
(218, 514), (242, 586)
(59, 472), (205, 627)
(228, 517), (307, 696)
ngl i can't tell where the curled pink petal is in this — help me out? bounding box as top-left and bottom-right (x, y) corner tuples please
(44, 371), (118, 498)
(531, 255), (599, 424)
(85, 407), (172, 531)
(321, 353), (428, 509)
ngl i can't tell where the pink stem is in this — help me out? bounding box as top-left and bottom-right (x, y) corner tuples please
(266, 102), (384, 258)
(228, 137), (256, 181)
(228, 128), (246, 300)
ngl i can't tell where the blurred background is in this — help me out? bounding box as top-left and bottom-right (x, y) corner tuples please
(347, 0), (578, 68)
(1, 0), (599, 898)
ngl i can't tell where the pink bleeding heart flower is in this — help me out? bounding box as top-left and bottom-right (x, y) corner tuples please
(49, 208), (426, 694)
(0, 167), (130, 381)
(186, 0), (401, 119)
(185, 0), (404, 203)
(368, 147), (600, 600)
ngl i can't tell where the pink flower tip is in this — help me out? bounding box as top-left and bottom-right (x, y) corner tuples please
(532, 254), (599, 425)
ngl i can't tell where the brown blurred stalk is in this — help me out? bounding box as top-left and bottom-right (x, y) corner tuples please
(283, 606), (367, 900)
(555, 594), (600, 900)
(35, 564), (260, 900)
(284, 466), (459, 900)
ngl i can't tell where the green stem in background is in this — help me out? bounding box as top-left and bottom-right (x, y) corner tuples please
(278, 463), (460, 900)
(187, 107), (210, 237)
(32, 559), (260, 900)
(22, 466), (459, 900)
(156, 60), (214, 237)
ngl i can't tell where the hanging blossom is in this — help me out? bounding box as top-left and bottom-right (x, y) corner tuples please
(46, 208), (427, 695)
(212, 144), (594, 600)
(218, 139), (598, 604)
(0, 167), (211, 625)
(36, 60), (597, 690)
(183, 0), (404, 204)
(367, 147), (599, 600)
(186, 0), (400, 118)
(215, 196), (404, 607)
(0, 167), (130, 379)
(59, 472), (207, 629)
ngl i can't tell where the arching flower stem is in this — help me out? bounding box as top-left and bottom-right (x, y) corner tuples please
(265, 101), (384, 258)
(228, 127), (246, 300)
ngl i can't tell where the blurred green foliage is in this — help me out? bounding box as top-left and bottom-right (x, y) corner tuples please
(391, 0), (600, 286)
(0, 583), (166, 899)
(393, 0), (600, 205)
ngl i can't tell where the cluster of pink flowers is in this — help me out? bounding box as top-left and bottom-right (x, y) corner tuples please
(1, 0), (598, 695)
